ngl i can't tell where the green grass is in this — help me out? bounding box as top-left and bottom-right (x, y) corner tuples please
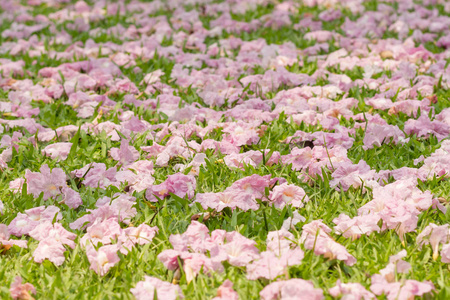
(1, 0), (450, 299)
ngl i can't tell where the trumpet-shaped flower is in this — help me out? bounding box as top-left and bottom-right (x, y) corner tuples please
(130, 276), (184, 300)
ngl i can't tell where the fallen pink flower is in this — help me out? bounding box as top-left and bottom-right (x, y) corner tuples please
(370, 275), (434, 300)
(146, 173), (196, 202)
(378, 250), (411, 282)
(130, 276), (183, 300)
(301, 220), (356, 265)
(41, 142), (72, 161)
(441, 243), (450, 263)
(281, 211), (306, 231)
(211, 230), (260, 267)
(329, 160), (376, 191)
(329, 280), (375, 300)
(70, 193), (136, 230)
(25, 164), (66, 200)
(109, 139), (140, 166)
(416, 223), (450, 261)
(212, 280), (239, 300)
(119, 224), (158, 254)
(86, 244), (120, 276)
(29, 222), (76, 248)
(10, 276), (36, 300)
(268, 183), (309, 208)
(194, 190), (259, 212)
(260, 279), (324, 300)
(333, 213), (380, 240)
(0, 224), (27, 251)
(32, 239), (67, 266)
(8, 206), (62, 237)
(79, 219), (122, 247)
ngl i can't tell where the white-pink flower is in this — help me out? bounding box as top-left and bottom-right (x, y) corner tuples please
(416, 223), (450, 260)
(329, 280), (375, 300)
(42, 142), (72, 161)
(260, 279), (324, 300)
(130, 276), (183, 300)
(268, 183), (309, 208)
(86, 244), (120, 276)
(301, 220), (356, 266)
(119, 224), (158, 254)
(212, 280), (239, 300)
(10, 276), (36, 300)
(0, 224), (27, 251)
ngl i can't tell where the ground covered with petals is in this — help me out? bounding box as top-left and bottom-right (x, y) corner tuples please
(1, 0), (450, 299)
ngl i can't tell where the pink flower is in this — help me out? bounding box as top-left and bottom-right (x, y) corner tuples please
(441, 243), (450, 263)
(119, 224), (158, 254)
(181, 252), (224, 283)
(41, 142), (72, 161)
(222, 121), (260, 146)
(157, 249), (182, 271)
(260, 279), (324, 300)
(143, 136), (197, 167)
(229, 174), (275, 199)
(168, 221), (213, 253)
(79, 163), (119, 189)
(10, 276), (36, 300)
(146, 173), (196, 201)
(378, 250), (411, 282)
(145, 181), (170, 202)
(166, 173), (196, 199)
(329, 160), (376, 191)
(268, 183), (309, 208)
(416, 223), (450, 261)
(69, 194), (136, 230)
(61, 186), (82, 209)
(333, 213), (380, 240)
(86, 244), (120, 276)
(32, 239), (67, 266)
(29, 222), (76, 248)
(8, 206), (61, 237)
(246, 251), (289, 280)
(370, 275), (434, 300)
(300, 220), (356, 266)
(357, 179), (433, 242)
(223, 150), (281, 170)
(174, 153), (207, 176)
(117, 160), (155, 192)
(25, 164), (66, 200)
(130, 276), (184, 300)
(378, 201), (419, 242)
(9, 178), (25, 194)
(0, 224), (27, 251)
(281, 211), (306, 231)
(329, 280), (375, 300)
(157, 222), (234, 281)
(212, 230), (260, 267)
(246, 247), (304, 280)
(79, 219), (122, 247)
(30, 222), (76, 266)
(404, 115), (450, 141)
(194, 190), (259, 212)
(212, 280), (239, 300)
(281, 146), (314, 170)
(266, 228), (298, 255)
(109, 139), (140, 166)
(363, 123), (407, 150)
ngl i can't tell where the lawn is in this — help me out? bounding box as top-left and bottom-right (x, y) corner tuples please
(1, 0), (450, 299)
